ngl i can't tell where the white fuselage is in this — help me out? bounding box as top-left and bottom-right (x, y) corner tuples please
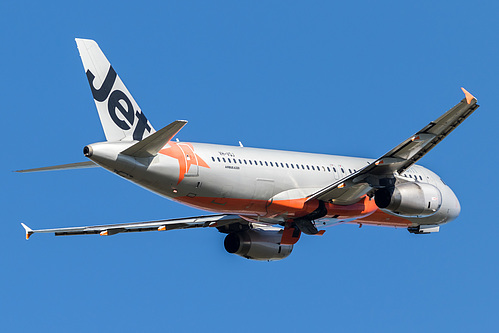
(87, 141), (461, 229)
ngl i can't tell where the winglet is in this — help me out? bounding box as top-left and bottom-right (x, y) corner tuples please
(461, 87), (476, 104)
(21, 223), (34, 240)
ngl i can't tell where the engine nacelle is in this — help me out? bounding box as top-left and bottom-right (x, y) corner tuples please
(375, 182), (442, 217)
(224, 229), (293, 261)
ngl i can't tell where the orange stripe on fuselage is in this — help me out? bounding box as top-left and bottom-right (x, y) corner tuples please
(175, 195), (410, 227)
(324, 196), (378, 220)
(175, 195), (380, 221)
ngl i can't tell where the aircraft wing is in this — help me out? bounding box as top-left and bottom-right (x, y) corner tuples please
(21, 214), (246, 240)
(307, 88), (479, 205)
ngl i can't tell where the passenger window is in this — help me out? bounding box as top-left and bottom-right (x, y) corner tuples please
(222, 158), (226, 162)
(275, 162), (279, 167)
(211, 157), (215, 162)
(333, 167), (336, 172)
(341, 168), (345, 173)
(311, 166), (315, 171)
(348, 169), (352, 173)
(286, 163), (289, 168)
(291, 164), (295, 169)
(270, 162), (273, 167)
(306, 165), (310, 170)
(327, 167), (330, 172)
(281, 163), (284, 168)
(301, 165), (305, 169)
(244, 160), (247, 164)
(239, 159), (242, 164)
(265, 161), (268, 166)
(259, 161), (263, 166)
(249, 160), (252, 165)
(217, 157), (221, 162)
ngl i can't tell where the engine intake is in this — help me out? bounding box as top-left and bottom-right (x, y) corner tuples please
(224, 229), (293, 261)
(375, 182), (442, 217)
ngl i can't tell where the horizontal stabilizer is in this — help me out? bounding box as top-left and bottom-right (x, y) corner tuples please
(121, 120), (187, 157)
(15, 161), (97, 173)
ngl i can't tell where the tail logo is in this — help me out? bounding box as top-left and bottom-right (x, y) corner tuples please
(86, 67), (152, 141)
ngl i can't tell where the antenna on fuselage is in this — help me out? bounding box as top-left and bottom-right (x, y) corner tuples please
(239, 141), (244, 147)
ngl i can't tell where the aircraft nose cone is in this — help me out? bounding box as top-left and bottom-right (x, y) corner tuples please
(447, 187), (461, 222)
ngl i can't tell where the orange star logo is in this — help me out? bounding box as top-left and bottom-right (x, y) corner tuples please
(159, 142), (210, 184)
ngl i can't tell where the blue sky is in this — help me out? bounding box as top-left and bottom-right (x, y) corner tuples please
(1, 1), (498, 332)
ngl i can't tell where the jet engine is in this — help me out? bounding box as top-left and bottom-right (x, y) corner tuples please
(224, 229), (293, 261)
(374, 182), (442, 217)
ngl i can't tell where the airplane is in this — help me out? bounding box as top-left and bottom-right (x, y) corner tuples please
(18, 38), (479, 261)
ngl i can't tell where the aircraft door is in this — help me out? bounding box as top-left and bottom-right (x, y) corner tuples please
(253, 179), (275, 200)
(331, 164), (339, 180)
(252, 179), (275, 215)
(178, 143), (199, 177)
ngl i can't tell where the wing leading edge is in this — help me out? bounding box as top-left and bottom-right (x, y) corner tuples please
(21, 215), (246, 240)
(307, 88), (479, 205)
